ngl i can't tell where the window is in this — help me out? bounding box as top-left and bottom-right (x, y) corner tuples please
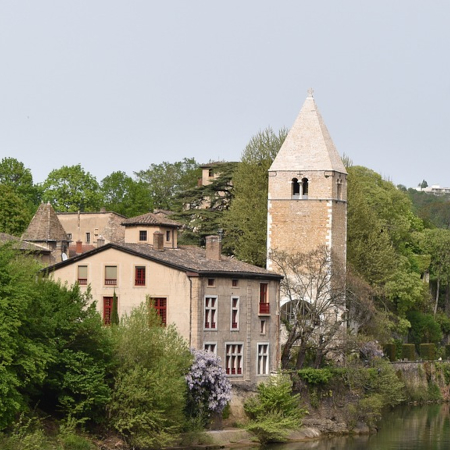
(150, 297), (167, 326)
(231, 297), (239, 330)
(77, 265), (87, 285)
(302, 178), (309, 197)
(226, 343), (243, 375)
(204, 296), (217, 329)
(67, 233), (72, 240)
(292, 178), (300, 196)
(204, 343), (217, 354)
(207, 278), (215, 287)
(208, 168), (214, 177)
(86, 232), (90, 244)
(135, 266), (146, 286)
(257, 344), (269, 375)
(260, 320), (266, 334)
(259, 283), (269, 314)
(103, 296), (117, 325)
(105, 266), (117, 285)
(166, 230), (170, 242)
(232, 279), (238, 287)
(139, 230), (147, 241)
(337, 179), (343, 200)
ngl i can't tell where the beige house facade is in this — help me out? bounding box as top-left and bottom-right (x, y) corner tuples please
(46, 216), (282, 385)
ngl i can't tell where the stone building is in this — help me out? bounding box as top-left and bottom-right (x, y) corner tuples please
(46, 215), (282, 385)
(267, 90), (347, 269)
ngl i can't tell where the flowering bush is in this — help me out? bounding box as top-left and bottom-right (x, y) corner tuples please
(185, 349), (232, 425)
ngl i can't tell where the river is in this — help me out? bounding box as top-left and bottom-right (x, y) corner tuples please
(237, 404), (450, 450)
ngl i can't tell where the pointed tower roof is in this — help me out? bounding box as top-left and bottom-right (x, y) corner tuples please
(270, 89), (347, 174)
(22, 202), (68, 242)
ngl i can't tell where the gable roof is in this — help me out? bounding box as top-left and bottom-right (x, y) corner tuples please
(270, 91), (347, 174)
(45, 242), (282, 280)
(22, 202), (69, 242)
(122, 212), (181, 228)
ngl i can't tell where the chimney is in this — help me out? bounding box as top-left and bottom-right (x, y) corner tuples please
(97, 235), (105, 247)
(76, 240), (83, 255)
(153, 231), (164, 251)
(206, 235), (221, 261)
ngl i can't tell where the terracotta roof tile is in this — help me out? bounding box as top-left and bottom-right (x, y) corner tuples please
(122, 212), (181, 228)
(22, 203), (69, 242)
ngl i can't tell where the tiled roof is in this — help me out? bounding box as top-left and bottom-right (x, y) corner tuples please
(22, 203), (69, 242)
(0, 232), (51, 253)
(270, 92), (347, 174)
(46, 242), (282, 279)
(122, 212), (181, 228)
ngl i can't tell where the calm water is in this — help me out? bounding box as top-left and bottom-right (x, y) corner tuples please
(252, 404), (450, 450)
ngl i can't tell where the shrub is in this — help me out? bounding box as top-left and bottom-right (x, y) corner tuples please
(244, 374), (307, 444)
(402, 344), (416, 361)
(297, 368), (333, 385)
(185, 349), (231, 428)
(419, 343), (436, 360)
(107, 304), (192, 449)
(383, 343), (397, 362)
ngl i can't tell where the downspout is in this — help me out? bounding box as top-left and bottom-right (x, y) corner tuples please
(188, 275), (193, 348)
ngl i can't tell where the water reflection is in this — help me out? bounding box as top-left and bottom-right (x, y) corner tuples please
(249, 404), (450, 450)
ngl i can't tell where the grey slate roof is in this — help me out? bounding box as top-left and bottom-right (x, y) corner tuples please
(22, 202), (69, 242)
(122, 212), (181, 228)
(270, 92), (347, 174)
(46, 242), (282, 279)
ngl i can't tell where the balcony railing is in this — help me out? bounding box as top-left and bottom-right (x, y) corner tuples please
(77, 278), (87, 285)
(259, 302), (270, 314)
(105, 278), (117, 286)
(135, 279), (145, 286)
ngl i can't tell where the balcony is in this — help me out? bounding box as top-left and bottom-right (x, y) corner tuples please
(77, 278), (87, 286)
(259, 302), (270, 315)
(105, 278), (117, 286)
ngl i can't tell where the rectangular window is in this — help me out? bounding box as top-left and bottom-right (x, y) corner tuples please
(260, 320), (266, 334)
(105, 266), (117, 285)
(139, 230), (147, 241)
(166, 230), (170, 242)
(86, 232), (90, 244)
(135, 266), (146, 286)
(204, 343), (217, 354)
(77, 265), (87, 285)
(207, 278), (215, 287)
(204, 296), (217, 329)
(232, 279), (238, 287)
(67, 233), (72, 240)
(231, 297), (239, 330)
(150, 297), (167, 326)
(226, 343), (243, 375)
(259, 283), (270, 314)
(257, 344), (269, 375)
(103, 296), (116, 325)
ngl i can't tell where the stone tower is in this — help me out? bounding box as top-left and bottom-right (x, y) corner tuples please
(267, 90), (347, 270)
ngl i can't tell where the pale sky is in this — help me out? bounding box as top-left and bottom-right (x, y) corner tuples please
(1, 1), (449, 188)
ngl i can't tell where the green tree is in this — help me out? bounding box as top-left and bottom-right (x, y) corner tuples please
(223, 128), (287, 266)
(101, 171), (150, 217)
(174, 162), (238, 245)
(110, 290), (119, 326)
(108, 303), (192, 448)
(0, 157), (39, 205)
(0, 243), (112, 429)
(135, 158), (200, 211)
(0, 185), (32, 235)
(41, 164), (103, 212)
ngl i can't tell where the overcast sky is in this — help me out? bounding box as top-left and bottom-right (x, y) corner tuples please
(1, 1), (449, 188)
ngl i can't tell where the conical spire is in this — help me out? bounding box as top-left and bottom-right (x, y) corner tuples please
(270, 89), (347, 174)
(22, 202), (68, 242)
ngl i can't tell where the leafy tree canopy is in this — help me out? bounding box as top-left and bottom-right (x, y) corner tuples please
(0, 185), (32, 236)
(223, 127), (287, 266)
(41, 164), (103, 212)
(135, 158), (200, 212)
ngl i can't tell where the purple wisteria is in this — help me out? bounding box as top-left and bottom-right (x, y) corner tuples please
(185, 349), (232, 415)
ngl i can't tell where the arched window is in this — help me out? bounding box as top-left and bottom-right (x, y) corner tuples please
(292, 178), (300, 197)
(301, 178), (309, 198)
(337, 179), (342, 200)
